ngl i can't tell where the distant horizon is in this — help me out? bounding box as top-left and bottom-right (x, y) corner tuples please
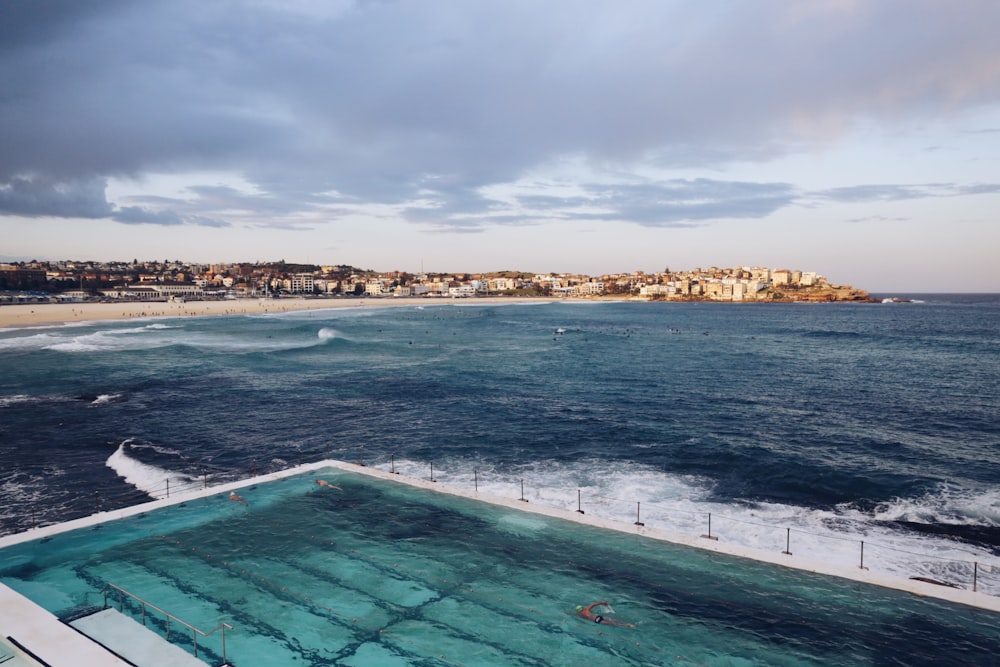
(4, 255), (1000, 295)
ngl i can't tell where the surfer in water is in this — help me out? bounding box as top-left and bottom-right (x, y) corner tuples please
(315, 479), (342, 491)
(576, 602), (634, 627)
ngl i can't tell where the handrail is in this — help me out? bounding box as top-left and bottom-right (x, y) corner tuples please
(102, 582), (232, 665)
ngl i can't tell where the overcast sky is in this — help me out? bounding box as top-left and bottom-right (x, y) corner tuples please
(2, 0), (999, 291)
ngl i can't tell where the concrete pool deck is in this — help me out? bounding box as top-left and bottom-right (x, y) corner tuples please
(2, 459), (999, 666)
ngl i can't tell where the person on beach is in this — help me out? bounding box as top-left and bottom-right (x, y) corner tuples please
(315, 479), (342, 491)
(229, 491), (248, 505)
(576, 602), (634, 627)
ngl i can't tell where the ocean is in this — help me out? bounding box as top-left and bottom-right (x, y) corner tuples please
(1, 295), (998, 593)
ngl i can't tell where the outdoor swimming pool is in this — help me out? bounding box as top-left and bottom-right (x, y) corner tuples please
(1, 465), (998, 666)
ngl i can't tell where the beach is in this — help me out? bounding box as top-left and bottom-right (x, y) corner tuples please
(0, 296), (542, 329)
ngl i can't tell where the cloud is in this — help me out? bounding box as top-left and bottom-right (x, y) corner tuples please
(816, 183), (1000, 202)
(517, 179), (798, 227)
(0, 176), (115, 218)
(1, 1), (999, 233)
(112, 206), (184, 226)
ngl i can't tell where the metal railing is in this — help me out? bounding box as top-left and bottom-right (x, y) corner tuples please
(103, 582), (232, 666)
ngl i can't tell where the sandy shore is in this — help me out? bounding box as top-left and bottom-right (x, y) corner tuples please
(0, 297), (556, 329)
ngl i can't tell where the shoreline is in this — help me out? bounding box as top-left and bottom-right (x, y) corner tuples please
(0, 296), (572, 329)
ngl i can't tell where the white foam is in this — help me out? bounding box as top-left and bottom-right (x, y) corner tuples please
(0, 394), (34, 408)
(377, 456), (1000, 594)
(105, 441), (194, 500)
(90, 393), (122, 406)
(871, 485), (1000, 526)
(318, 327), (343, 340)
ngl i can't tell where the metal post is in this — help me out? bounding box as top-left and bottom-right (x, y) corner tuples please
(782, 527), (792, 555)
(141, 602), (146, 626)
(221, 625), (227, 665)
(474, 468), (478, 492)
(192, 630), (198, 658)
(859, 541), (868, 570)
(519, 479), (528, 502)
(576, 489), (584, 514)
(166, 479), (170, 498)
(634, 502), (644, 527)
(358, 445), (365, 467)
(702, 513), (718, 540)
(203, 469), (207, 489)
(391, 454), (397, 474)
(430, 462), (435, 483)
(974, 562), (978, 592)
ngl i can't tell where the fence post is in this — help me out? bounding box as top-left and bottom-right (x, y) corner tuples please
(634, 502), (644, 527)
(782, 527), (792, 555)
(430, 462), (435, 483)
(391, 454), (398, 475)
(576, 489), (584, 514)
(474, 468), (478, 492)
(519, 480), (528, 502)
(358, 445), (364, 467)
(701, 513), (718, 540)
(166, 479), (170, 498)
(974, 562), (978, 592)
(859, 541), (868, 570)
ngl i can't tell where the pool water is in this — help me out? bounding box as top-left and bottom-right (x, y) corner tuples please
(1, 469), (998, 666)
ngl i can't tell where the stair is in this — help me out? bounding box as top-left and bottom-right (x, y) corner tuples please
(70, 609), (209, 667)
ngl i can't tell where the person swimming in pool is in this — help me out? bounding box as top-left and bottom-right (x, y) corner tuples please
(315, 479), (342, 491)
(229, 491), (248, 505)
(576, 602), (634, 627)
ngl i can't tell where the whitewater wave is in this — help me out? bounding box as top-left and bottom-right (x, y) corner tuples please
(318, 327), (344, 341)
(90, 393), (123, 406)
(0, 323), (184, 354)
(106, 440), (197, 500)
(0, 394), (35, 408)
(870, 484), (1000, 527)
(376, 456), (1000, 593)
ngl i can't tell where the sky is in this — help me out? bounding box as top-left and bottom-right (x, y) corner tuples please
(2, 1), (999, 291)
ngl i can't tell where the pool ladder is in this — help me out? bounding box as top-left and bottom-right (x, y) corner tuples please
(103, 582), (233, 666)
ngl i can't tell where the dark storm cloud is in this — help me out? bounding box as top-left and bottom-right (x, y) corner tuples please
(0, 176), (115, 218)
(2, 0), (1000, 228)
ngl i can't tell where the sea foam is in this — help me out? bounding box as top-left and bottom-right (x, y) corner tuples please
(106, 440), (196, 500)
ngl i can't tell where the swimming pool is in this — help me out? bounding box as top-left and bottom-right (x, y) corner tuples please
(1, 464), (998, 666)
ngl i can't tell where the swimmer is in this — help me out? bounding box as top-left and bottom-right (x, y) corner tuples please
(575, 602), (634, 628)
(229, 492), (248, 505)
(315, 479), (342, 491)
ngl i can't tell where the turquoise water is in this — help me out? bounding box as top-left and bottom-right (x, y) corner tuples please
(1, 468), (998, 666)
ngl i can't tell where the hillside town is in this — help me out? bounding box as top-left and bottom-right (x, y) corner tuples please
(0, 260), (873, 304)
